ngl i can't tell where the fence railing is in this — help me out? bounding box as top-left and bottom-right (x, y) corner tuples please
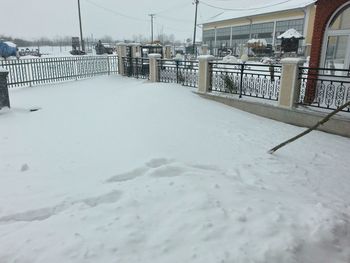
(0, 56), (118, 88)
(158, 60), (198, 88)
(209, 62), (282, 101)
(122, 57), (149, 79)
(299, 67), (350, 112)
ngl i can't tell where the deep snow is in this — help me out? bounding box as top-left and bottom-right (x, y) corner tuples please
(0, 76), (350, 263)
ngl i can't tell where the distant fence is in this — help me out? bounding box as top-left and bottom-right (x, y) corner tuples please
(209, 62), (282, 101)
(122, 57), (149, 79)
(299, 67), (350, 112)
(159, 60), (199, 88)
(0, 56), (118, 88)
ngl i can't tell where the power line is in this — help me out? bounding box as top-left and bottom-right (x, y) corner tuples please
(83, 0), (194, 39)
(153, 2), (192, 15)
(84, 0), (147, 22)
(201, 0), (292, 11)
(157, 14), (193, 23)
(154, 22), (193, 34)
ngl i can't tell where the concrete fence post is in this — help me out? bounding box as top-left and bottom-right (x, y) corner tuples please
(149, 54), (162, 82)
(164, 45), (172, 59)
(201, 45), (209, 55)
(116, 43), (127, 75)
(198, 55), (215, 93)
(131, 43), (141, 58)
(278, 58), (305, 108)
(0, 69), (10, 109)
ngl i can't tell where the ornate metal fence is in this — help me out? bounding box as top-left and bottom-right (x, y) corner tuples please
(122, 57), (149, 79)
(158, 59), (198, 88)
(299, 67), (350, 112)
(0, 56), (118, 88)
(209, 62), (282, 101)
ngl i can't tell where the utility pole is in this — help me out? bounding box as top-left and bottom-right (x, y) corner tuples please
(192, 0), (199, 57)
(149, 14), (155, 44)
(77, 0), (85, 52)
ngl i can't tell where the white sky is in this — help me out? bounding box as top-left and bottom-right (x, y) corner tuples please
(0, 0), (314, 41)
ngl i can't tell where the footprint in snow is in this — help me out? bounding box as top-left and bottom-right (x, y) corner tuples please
(0, 190), (122, 223)
(106, 158), (223, 183)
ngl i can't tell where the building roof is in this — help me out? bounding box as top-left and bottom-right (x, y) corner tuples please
(277, 28), (304, 39)
(201, 0), (316, 25)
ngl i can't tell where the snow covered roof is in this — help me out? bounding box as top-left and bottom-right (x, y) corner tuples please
(4, 41), (16, 48)
(277, 28), (304, 39)
(202, 0), (316, 25)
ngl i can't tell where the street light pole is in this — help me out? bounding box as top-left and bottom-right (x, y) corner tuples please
(77, 0), (85, 52)
(149, 14), (155, 44)
(192, 0), (199, 57)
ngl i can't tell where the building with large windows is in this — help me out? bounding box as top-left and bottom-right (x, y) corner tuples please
(304, 0), (350, 103)
(309, 0), (350, 70)
(202, 0), (316, 56)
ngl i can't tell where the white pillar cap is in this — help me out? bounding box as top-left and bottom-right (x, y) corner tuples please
(148, 53), (162, 58)
(281, 58), (305, 64)
(198, 55), (215, 61)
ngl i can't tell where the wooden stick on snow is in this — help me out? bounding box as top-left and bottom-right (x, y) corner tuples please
(268, 101), (350, 154)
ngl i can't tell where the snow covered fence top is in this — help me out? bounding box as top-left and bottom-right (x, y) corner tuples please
(198, 55), (215, 61)
(277, 28), (304, 39)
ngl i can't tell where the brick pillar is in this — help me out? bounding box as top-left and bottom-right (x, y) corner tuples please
(149, 53), (161, 82)
(278, 58), (304, 108)
(116, 43), (127, 75)
(0, 70), (10, 109)
(198, 55), (215, 93)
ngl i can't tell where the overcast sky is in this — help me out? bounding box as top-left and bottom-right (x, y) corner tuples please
(0, 0), (310, 42)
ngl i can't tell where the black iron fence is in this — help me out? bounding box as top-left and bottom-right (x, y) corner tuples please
(122, 57), (149, 79)
(209, 62), (282, 101)
(0, 56), (118, 88)
(299, 67), (350, 112)
(158, 59), (198, 88)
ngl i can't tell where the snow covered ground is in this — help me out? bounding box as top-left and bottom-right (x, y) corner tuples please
(0, 76), (350, 263)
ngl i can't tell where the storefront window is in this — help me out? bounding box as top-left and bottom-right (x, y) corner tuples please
(324, 36), (348, 69)
(329, 5), (350, 30)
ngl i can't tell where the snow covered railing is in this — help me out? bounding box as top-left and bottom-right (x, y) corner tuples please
(209, 62), (282, 101)
(0, 56), (118, 88)
(299, 66), (350, 112)
(158, 59), (199, 88)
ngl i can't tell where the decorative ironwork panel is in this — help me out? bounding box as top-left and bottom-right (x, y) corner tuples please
(122, 57), (149, 79)
(298, 67), (350, 112)
(209, 62), (281, 101)
(159, 60), (198, 88)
